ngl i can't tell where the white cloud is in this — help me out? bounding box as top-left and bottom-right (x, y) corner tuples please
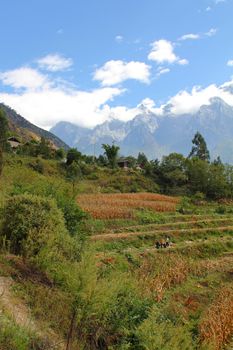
(37, 54), (73, 72)
(148, 39), (188, 66)
(0, 64), (124, 129)
(96, 97), (163, 124)
(148, 40), (177, 64)
(156, 67), (170, 77)
(179, 28), (217, 41)
(206, 6), (212, 11)
(178, 58), (189, 65)
(140, 98), (156, 109)
(102, 80), (233, 121)
(179, 33), (200, 41)
(164, 81), (233, 115)
(0, 67), (50, 90)
(115, 35), (123, 43)
(1, 59), (233, 132)
(3, 78), (233, 129)
(205, 28), (218, 37)
(93, 60), (151, 86)
(227, 60), (233, 66)
(0, 86), (124, 130)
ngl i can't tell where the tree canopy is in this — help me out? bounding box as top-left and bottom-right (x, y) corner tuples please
(189, 132), (210, 162)
(66, 148), (82, 166)
(102, 143), (120, 168)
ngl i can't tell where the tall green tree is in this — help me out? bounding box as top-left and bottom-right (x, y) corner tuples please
(38, 137), (52, 158)
(0, 109), (9, 176)
(137, 152), (148, 168)
(66, 148), (82, 166)
(189, 132), (210, 162)
(186, 158), (209, 194)
(66, 162), (82, 197)
(102, 143), (120, 168)
(207, 162), (228, 199)
(159, 153), (188, 194)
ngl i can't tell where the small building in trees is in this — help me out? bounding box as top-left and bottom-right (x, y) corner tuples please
(7, 137), (21, 150)
(117, 158), (130, 169)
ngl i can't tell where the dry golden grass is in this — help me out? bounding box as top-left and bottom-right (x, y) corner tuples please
(138, 254), (189, 302)
(77, 193), (178, 219)
(199, 287), (233, 350)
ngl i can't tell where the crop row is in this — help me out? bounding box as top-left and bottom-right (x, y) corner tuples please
(91, 225), (233, 241)
(77, 192), (179, 203)
(77, 193), (178, 218)
(105, 217), (233, 234)
(80, 202), (177, 219)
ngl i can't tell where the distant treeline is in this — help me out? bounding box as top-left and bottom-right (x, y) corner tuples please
(1, 105), (233, 200)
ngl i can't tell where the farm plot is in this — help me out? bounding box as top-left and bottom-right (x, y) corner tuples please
(91, 214), (233, 239)
(85, 194), (233, 350)
(77, 193), (179, 219)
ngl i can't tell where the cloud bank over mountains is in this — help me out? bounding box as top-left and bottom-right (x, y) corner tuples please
(1, 59), (233, 130)
(0, 23), (232, 131)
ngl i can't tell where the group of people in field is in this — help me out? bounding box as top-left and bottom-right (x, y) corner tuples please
(155, 236), (171, 249)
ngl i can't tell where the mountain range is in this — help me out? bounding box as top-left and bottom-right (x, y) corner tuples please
(1, 104), (69, 150)
(51, 97), (233, 163)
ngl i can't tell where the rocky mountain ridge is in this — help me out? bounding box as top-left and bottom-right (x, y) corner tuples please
(0, 103), (69, 150)
(51, 97), (233, 163)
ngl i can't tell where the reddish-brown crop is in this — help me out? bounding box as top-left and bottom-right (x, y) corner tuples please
(77, 193), (178, 219)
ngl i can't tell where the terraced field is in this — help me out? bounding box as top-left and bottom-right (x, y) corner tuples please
(79, 193), (233, 349)
(90, 211), (233, 349)
(91, 215), (233, 241)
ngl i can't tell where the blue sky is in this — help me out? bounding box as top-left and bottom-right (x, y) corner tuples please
(0, 0), (233, 129)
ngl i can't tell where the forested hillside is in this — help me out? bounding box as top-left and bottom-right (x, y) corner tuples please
(0, 103), (69, 150)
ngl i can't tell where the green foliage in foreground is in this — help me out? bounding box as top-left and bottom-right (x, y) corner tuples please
(2, 194), (67, 256)
(137, 306), (195, 350)
(0, 313), (48, 350)
(1, 194), (82, 273)
(11, 181), (87, 237)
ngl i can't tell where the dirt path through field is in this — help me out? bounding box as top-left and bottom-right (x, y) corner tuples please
(0, 276), (65, 349)
(103, 217), (233, 234)
(0, 276), (37, 330)
(91, 225), (233, 241)
(122, 237), (233, 256)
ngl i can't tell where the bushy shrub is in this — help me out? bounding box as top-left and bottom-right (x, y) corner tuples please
(136, 307), (195, 350)
(1, 194), (67, 256)
(0, 314), (52, 350)
(55, 195), (87, 236)
(74, 270), (151, 349)
(215, 205), (227, 214)
(10, 183), (87, 237)
(191, 191), (206, 205)
(177, 196), (193, 214)
(136, 209), (165, 224)
(29, 159), (44, 174)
